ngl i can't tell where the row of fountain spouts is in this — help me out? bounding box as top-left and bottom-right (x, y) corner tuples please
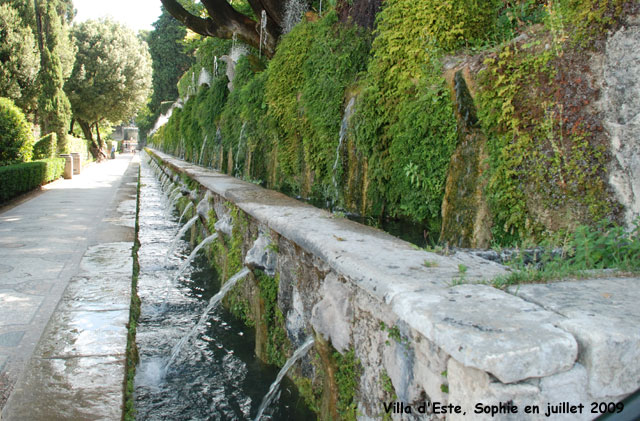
(150, 156), (315, 421)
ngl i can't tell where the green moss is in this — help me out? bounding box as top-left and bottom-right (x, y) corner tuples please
(226, 277), (255, 327)
(477, 36), (614, 244)
(256, 271), (290, 366)
(353, 0), (459, 225)
(334, 348), (361, 421)
(379, 321), (409, 347)
(219, 58), (274, 180)
(554, 0), (630, 44)
(228, 203), (247, 273)
(418, 0), (501, 51)
(124, 166), (142, 420)
(206, 209), (217, 234)
(380, 369), (397, 421)
(263, 11), (370, 198)
(293, 375), (322, 414)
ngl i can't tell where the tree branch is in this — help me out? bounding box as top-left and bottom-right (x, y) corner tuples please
(160, 0), (279, 57)
(160, 0), (232, 38)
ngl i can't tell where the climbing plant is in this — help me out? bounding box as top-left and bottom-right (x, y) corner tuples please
(352, 0), (461, 224)
(265, 11), (370, 195)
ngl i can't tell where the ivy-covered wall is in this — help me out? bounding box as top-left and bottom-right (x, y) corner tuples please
(150, 0), (636, 247)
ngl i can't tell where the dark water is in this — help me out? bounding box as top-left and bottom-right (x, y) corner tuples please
(134, 157), (315, 420)
(345, 214), (434, 249)
(300, 195), (434, 249)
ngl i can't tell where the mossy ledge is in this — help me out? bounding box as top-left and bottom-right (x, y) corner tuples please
(123, 166), (142, 420)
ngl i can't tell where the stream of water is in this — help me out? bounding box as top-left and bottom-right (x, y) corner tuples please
(134, 156), (315, 420)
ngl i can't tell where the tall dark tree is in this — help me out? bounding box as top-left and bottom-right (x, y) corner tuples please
(160, 0), (287, 57)
(34, 0), (74, 152)
(148, 8), (194, 114)
(0, 3), (40, 113)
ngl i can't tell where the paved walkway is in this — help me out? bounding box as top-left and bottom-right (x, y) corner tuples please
(0, 153), (139, 419)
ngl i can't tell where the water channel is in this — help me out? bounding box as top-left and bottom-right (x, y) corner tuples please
(134, 156), (315, 420)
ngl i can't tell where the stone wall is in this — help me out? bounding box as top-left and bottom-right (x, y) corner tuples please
(598, 14), (640, 226)
(147, 149), (639, 420)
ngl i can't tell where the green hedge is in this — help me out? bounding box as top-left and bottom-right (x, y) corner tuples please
(68, 136), (92, 161)
(32, 133), (57, 160)
(0, 97), (34, 165)
(0, 157), (65, 202)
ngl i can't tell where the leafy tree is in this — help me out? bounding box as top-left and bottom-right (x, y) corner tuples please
(0, 4), (40, 112)
(34, 0), (74, 152)
(0, 97), (34, 165)
(65, 19), (152, 159)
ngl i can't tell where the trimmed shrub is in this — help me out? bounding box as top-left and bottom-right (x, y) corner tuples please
(0, 157), (65, 202)
(0, 97), (34, 165)
(32, 133), (57, 160)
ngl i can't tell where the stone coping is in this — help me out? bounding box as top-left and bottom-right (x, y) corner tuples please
(147, 149), (639, 394)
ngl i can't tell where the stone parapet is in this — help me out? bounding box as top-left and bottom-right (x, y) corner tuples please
(149, 149), (638, 420)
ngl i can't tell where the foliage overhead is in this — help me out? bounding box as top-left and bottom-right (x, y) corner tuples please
(35, 0), (75, 152)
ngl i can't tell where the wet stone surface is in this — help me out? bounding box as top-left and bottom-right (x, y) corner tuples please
(5, 356), (125, 421)
(38, 309), (129, 358)
(2, 240), (133, 419)
(1, 154), (138, 419)
(58, 275), (131, 312)
(2, 241), (133, 420)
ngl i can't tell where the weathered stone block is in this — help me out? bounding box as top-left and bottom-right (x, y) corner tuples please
(310, 272), (353, 353)
(513, 278), (640, 397)
(244, 232), (277, 276)
(392, 285), (577, 383)
(601, 16), (640, 225)
(448, 358), (540, 421)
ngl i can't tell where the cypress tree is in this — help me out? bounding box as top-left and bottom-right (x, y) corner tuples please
(34, 0), (73, 152)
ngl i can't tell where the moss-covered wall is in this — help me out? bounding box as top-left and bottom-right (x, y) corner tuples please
(149, 0), (637, 248)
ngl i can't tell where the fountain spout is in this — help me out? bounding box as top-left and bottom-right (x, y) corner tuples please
(172, 233), (219, 283)
(177, 202), (194, 226)
(166, 215), (199, 264)
(254, 336), (315, 420)
(164, 266), (252, 372)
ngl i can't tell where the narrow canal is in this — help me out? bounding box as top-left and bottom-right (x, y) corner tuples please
(134, 154), (315, 420)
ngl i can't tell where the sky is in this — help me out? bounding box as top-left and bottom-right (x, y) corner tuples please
(72, 0), (163, 33)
